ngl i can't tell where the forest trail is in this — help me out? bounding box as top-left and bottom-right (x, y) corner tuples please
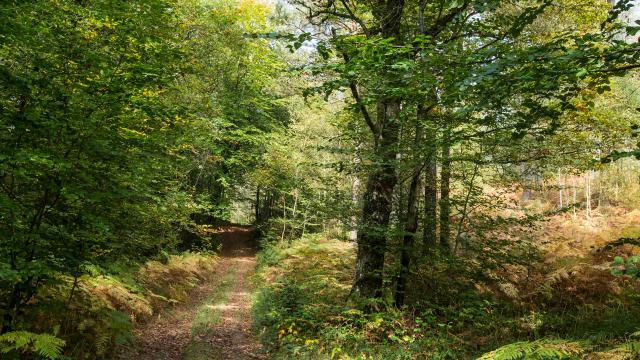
(121, 225), (264, 360)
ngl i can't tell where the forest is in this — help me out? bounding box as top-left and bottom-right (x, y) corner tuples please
(3, 0), (640, 359)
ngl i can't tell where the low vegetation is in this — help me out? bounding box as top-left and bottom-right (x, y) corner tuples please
(252, 213), (640, 359)
(0, 251), (216, 359)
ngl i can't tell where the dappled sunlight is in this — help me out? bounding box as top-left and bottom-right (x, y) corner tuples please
(206, 303), (239, 311)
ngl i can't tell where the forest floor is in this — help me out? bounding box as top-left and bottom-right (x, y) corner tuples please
(120, 225), (264, 360)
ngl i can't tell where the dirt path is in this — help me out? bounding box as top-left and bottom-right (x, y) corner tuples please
(121, 225), (264, 360)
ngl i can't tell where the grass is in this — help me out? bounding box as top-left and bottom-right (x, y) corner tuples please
(182, 341), (223, 360)
(191, 268), (237, 336)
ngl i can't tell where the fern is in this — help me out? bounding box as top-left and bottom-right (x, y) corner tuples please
(95, 331), (110, 356)
(611, 256), (640, 279)
(479, 339), (583, 360)
(0, 331), (65, 359)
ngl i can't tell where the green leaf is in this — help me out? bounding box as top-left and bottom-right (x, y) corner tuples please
(576, 68), (588, 78)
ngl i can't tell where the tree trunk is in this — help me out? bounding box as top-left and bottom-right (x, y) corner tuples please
(454, 163), (479, 254)
(395, 170), (419, 306)
(395, 119), (422, 307)
(439, 129), (451, 252)
(289, 190), (298, 239)
(350, 175), (360, 241)
(422, 107), (437, 250)
(572, 178), (577, 220)
(351, 0), (404, 298)
(352, 101), (400, 299)
(280, 197), (287, 241)
(558, 169), (563, 208)
(585, 171), (592, 220)
(521, 164), (532, 201)
(351, 0), (405, 299)
(301, 212), (307, 237)
(255, 186), (261, 224)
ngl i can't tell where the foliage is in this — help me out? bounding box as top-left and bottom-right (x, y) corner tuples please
(0, 0), (190, 336)
(253, 228), (640, 358)
(37, 251), (216, 358)
(253, 234), (493, 359)
(4, 0), (640, 358)
(0, 331), (65, 360)
(611, 255), (640, 279)
(250, 94), (354, 241)
(478, 339), (583, 360)
(172, 0), (291, 219)
(287, 0), (640, 304)
(0, 0), (288, 355)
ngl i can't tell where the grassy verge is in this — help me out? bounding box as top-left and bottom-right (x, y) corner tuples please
(183, 341), (222, 360)
(191, 268), (237, 336)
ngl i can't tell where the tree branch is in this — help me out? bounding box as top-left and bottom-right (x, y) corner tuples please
(331, 28), (378, 137)
(426, 1), (470, 38)
(339, 0), (370, 36)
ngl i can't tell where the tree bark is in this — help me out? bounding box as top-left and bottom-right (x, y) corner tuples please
(350, 175), (361, 241)
(439, 128), (451, 252)
(255, 186), (261, 224)
(280, 196), (287, 241)
(352, 101), (401, 299)
(586, 170), (592, 220)
(558, 169), (563, 208)
(422, 106), (437, 250)
(351, 0), (405, 299)
(454, 162), (479, 254)
(289, 190), (298, 239)
(395, 119), (422, 307)
(572, 177), (577, 220)
(395, 170), (419, 306)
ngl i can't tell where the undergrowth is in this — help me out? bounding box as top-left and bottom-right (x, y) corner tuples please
(252, 233), (640, 359)
(4, 252), (217, 359)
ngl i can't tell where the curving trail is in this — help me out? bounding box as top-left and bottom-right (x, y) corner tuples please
(120, 225), (264, 360)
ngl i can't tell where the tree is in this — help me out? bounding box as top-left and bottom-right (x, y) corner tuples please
(293, 0), (640, 301)
(0, 0), (187, 331)
(0, 0), (291, 338)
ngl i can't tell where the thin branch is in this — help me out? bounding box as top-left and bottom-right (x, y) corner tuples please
(331, 28), (378, 137)
(348, 81), (378, 136)
(339, 0), (370, 36)
(596, 63), (640, 73)
(426, 1), (470, 38)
